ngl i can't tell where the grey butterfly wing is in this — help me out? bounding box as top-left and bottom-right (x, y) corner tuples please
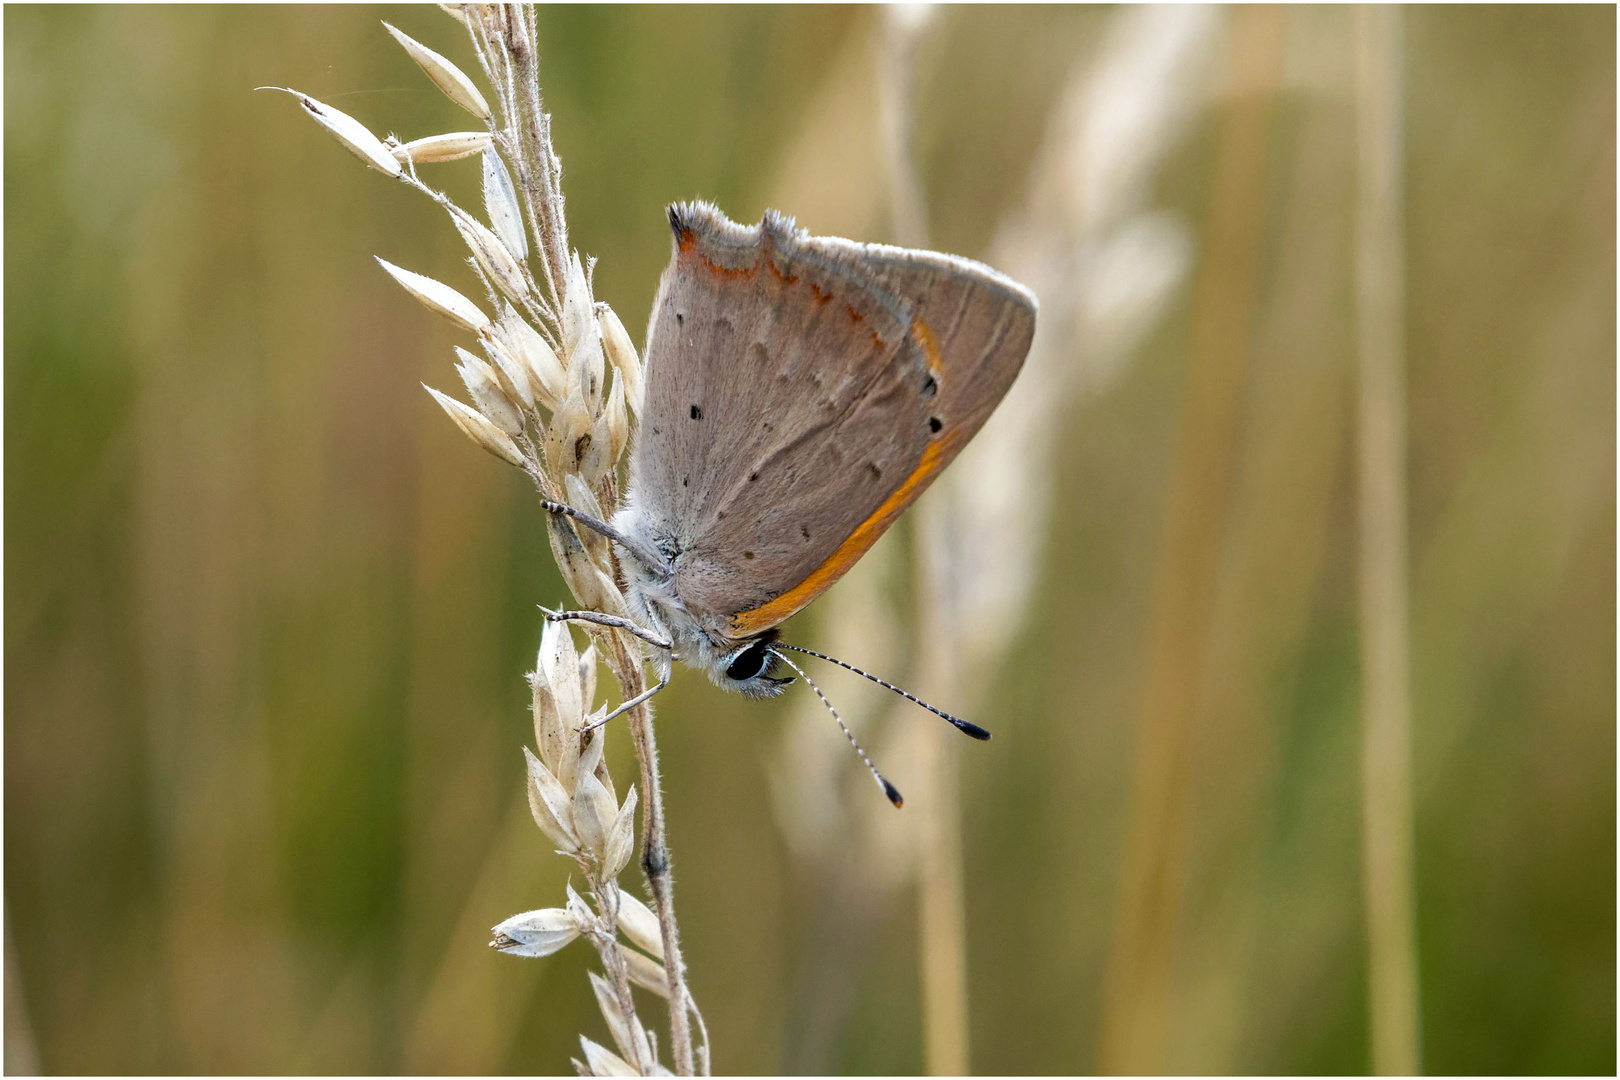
(625, 202), (1036, 639)
(625, 204), (924, 617)
(838, 241), (1039, 454)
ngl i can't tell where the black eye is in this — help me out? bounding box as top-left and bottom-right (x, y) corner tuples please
(726, 641), (771, 681)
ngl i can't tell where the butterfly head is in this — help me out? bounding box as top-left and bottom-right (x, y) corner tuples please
(716, 633), (795, 699)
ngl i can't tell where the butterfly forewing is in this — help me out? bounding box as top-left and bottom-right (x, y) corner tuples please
(625, 203), (1036, 638)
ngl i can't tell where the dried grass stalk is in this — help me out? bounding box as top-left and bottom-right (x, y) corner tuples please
(279, 5), (704, 1074)
(1354, 6), (1422, 1074)
(1098, 8), (1287, 1072)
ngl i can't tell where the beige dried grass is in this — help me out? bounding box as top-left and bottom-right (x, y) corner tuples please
(1353, 6), (1422, 1074)
(279, 6), (703, 1074)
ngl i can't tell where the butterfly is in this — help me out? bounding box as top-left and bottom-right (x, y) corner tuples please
(544, 202), (1036, 802)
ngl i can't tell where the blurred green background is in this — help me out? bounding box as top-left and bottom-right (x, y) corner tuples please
(4, 4), (1613, 1075)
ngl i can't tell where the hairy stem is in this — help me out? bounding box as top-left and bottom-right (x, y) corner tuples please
(462, 6), (704, 1071)
(608, 633), (698, 1076)
(593, 882), (652, 1074)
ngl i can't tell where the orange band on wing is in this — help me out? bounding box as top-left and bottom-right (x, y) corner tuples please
(912, 318), (944, 381)
(729, 435), (949, 637)
(728, 318), (951, 636)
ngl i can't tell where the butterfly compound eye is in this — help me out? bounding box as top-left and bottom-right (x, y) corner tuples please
(726, 641), (772, 682)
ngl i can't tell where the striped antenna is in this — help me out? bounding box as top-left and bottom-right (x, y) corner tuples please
(771, 650), (903, 808)
(775, 643), (991, 740)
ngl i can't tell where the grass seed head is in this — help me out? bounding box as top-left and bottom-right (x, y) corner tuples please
(578, 641), (599, 711)
(597, 304), (645, 417)
(589, 972), (650, 1068)
(603, 370), (630, 468)
(537, 619), (585, 748)
(572, 770), (616, 863)
(576, 721), (607, 786)
(620, 945), (671, 998)
(290, 13), (697, 1073)
(562, 252), (598, 359)
(275, 88), (402, 177)
(435, 2), (470, 28)
(496, 305), (566, 410)
(524, 746), (581, 852)
(448, 203), (530, 304)
(490, 906), (581, 957)
(565, 883), (595, 927)
(383, 21), (492, 121)
(602, 784), (638, 879)
(482, 148), (530, 261)
(544, 376), (592, 476)
(392, 131), (492, 164)
(476, 330), (537, 412)
(379, 258), (490, 332)
(579, 1035), (637, 1078)
(423, 384), (523, 466)
(453, 348), (524, 436)
(615, 891), (665, 961)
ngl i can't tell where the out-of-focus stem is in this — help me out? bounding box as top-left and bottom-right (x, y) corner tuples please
(1354, 7), (1421, 1076)
(917, 495), (970, 1079)
(913, 569), (959, 1075)
(877, 8), (930, 255)
(875, 9), (973, 1075)
(1097, 7), (1286, 1073)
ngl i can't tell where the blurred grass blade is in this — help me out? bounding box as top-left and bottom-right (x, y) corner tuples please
(1354, 6), (1422, 1075)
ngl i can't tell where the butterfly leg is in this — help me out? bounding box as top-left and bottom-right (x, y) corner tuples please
(584, 677), (669, 733)
(540, 500), (671, 576)
(539, 605), (673, 651)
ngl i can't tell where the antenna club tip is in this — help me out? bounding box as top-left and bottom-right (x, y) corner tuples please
(880, 777), (904, 808)
(959, 720), (993, 741)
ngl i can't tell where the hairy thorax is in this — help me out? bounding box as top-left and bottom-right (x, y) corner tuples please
(612, 504), (789, 699)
